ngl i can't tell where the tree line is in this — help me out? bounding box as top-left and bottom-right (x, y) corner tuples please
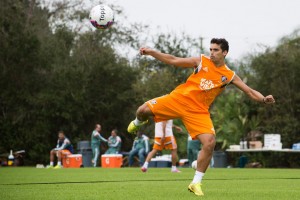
(0, 0), (299, 167)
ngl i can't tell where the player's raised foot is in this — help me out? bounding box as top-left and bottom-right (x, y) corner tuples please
(141, 167), (148, 172)
(188, 182), (204, 196)
(171, 169), (181, 173)
(127, 120), (148, 133)
(53, 165), (62, 169)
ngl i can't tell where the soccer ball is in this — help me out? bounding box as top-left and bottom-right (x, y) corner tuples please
(191, 160), (197, 170)
(89, 5), (114, 29)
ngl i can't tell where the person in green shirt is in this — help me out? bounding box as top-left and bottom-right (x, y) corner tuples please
(105, 129), (122, 154)
(91, 124), (107, 167)
(128, 131), (149, 166)
(187, 135), (201, 166)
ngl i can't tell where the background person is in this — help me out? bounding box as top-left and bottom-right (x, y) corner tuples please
(128, 131), (149, 166)
(105, 129), (122, 154)
(141, 120), (183, 173)
(187, 135), (201, 166)
(47, 131), (73, 169)
(91, 124), (107, 167)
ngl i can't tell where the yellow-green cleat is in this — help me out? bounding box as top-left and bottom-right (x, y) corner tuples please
(127, 120), (148, 134)
(188, 182), (204, 196)
(53, 165), (62, 169)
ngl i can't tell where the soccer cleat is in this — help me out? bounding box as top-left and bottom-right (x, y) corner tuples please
(127, 120), (148, 133)
(141, 167), (148, 172)
(171, 169), (181, 173)
(46, 165), (54, 169)
(188, 182), (204, 196)
(53, 165), (62, 169)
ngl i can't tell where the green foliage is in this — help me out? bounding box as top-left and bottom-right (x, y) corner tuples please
(0, 0), (140, 163)
(1, 0), (299, 169)
(212, 30), (300, 158)
(245, 30), (300, 149)
(211, 88), (262, 149)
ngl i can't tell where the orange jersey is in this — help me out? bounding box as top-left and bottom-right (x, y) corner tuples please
(171, 54), (235, 110)
(146, 54), (235, 138)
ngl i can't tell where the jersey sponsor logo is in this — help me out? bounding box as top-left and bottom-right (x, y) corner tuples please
(221, 75), (227, 82)
(199, 78), (215, 91)
(220, 76), (228, 88)
(150, 99), (157, 105)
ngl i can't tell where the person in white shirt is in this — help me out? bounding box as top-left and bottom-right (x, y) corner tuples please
(141, 120), (182, 172)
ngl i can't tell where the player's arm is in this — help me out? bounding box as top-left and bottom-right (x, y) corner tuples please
(140, 47), (200, 68)
(98, 134), (107, 143)
(172, 125), (183, 133)
(109, 139), (121, 148)
(55, 140), (59, 149)
(95, 131), (107, 142)
(56, 139), (70, 150)
(231, 75), (275, 104)
(53, 140), (60, 150)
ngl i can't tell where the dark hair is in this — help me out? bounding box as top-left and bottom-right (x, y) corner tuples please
(112, 129), (118, 134)
(210, 38), (229, 52)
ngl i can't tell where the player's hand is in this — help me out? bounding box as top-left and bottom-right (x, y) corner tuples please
(161, 136), (165, 143)
(263, 95), (275, 104)
(175, 126), (183, 133)
(139, 47), (153, 55)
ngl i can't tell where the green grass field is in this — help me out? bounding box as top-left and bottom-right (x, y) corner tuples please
(1, 167), (300, 200)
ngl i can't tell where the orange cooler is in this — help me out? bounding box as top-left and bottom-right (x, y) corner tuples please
(101, 154), (123, 168)
(63, 154), (82, 168)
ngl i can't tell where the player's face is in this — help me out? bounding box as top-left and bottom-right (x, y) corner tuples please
(96, 125), (101, 132)
(58, 133), (64, 140)
(111, 131), (116, 137)
(209, 43), (227, 63)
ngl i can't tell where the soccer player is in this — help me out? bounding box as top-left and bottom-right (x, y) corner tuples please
(127, 38), (275, 196)
(105, 129), (122, 154)
(141, 120), (183, 173)
(91, 124), (107, 167)
(47, 131), (73, 169)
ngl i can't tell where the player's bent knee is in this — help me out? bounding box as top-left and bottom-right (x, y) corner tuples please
(137, 103), (153, 118)
(202, 138), (216, 152)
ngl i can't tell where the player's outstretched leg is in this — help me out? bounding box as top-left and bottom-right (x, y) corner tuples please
(171, 149), (181, 173)
(127, 103), (153, 133)
(141, 149), (158, 172)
